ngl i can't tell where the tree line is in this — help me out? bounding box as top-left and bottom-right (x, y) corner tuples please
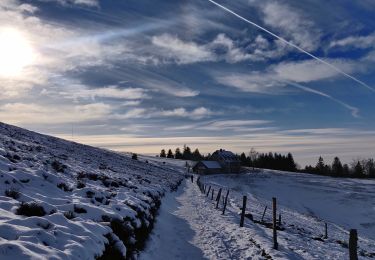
(158, 145), (375, 179)
(159, 145), (208, 161)
(239, 149), (297, 172)
(303, 156), (375, 178)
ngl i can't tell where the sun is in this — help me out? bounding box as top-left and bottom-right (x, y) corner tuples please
(0, 27), (35, 77)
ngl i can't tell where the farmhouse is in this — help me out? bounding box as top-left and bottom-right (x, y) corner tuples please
(192, 161), (222, 174)
(193, 149), (241, 174)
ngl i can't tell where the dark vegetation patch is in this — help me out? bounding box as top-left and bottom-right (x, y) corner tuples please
(4, 153), (21, 163)
(96, 233), (125, 260)
(20, 179), (30, 183)
(74, 205), (87, 214)
(5, 188), (20, 199)
(16, 202), (46, 217)
(77, 182), (85, 189)
(86, 191), (95, 198)
(64, 211), (76, 220)
(51, 160), (67, 173)
(95, 197), (104, 203)
(57, 182), (73, 192)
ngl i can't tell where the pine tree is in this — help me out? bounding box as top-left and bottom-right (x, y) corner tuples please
(240, 152), (247, 166)
(364, 159), (375, 177)
(192, 148), (202, 161)
(175, 148), (183, 159)
(366, 159), (375, 178)
(353, 161), (364, 177)
(331, 157), (343, 177)
(287, 153), (297, 172)
(160, 149), (166, 158)
(343, 164), (350, 176)
(316, 156), (327, 175)
(183, 145), (192, 160)
(167, 149), (174, 159)
(354, 161), (364, 177)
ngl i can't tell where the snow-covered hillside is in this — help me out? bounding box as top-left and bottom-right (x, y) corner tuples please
(0, 122), (184, 259)
(200, 170), (375, 259)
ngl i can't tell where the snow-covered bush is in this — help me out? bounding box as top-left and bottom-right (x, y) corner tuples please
(4, 187), (20, 199)
(16, 202), (46, 217)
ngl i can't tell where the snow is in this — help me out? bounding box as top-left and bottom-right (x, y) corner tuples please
(2, 120), (374, 259)
(199, 161), (222, 169)
(0, 122), (184, 259)
(202, 170), (375, 259)
(142, 170), (374, 259)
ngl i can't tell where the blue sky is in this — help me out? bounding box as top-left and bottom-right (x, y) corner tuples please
(1, 0), (375, 166)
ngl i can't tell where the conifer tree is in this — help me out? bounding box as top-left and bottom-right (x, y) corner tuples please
(175, 148), (183, 159)
(353, 161), (364, 177)
(183, 145), (192, 160)
(160, 149), (166, 158)
(167, 149), (174, 158)
(316, 156), (326, 175)
(192, 148), (202, 161)
(332, 157), (343, 176)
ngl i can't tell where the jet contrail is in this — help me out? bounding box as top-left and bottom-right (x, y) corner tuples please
(207, 0), (375, 92)
(287, 81), (360, 118)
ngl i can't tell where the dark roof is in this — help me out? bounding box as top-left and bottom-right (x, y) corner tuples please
(211, 149), (239, 162)
(194, 161), (222, 169)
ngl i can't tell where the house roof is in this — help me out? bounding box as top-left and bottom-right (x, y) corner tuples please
(212, 149), (239, 162)
(196, 160), (222, 169)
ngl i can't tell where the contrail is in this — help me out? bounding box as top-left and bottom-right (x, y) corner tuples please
(287, 81), (360, 118)
(207, 0), (375, 92)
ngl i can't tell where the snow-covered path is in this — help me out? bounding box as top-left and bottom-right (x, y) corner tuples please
(140, 179), (273, 260)
(140, 180), (206, 260)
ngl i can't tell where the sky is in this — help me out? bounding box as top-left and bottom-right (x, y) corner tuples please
(1, 0), (375, 167)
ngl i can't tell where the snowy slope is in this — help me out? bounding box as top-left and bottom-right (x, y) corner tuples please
(201, 170), (375, 259)
(0, 122), (184, 259)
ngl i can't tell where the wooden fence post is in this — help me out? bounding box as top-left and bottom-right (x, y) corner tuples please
(349, 229), (358, 260)
(222, 190), (230, 215)
(216, 188), (222, 209)
(203, 185), (206, 194)
(272, 197), (278, 250)
(211, 189), (214, 200)
(261, 206), (267, 223)
(324, 223), (328, 239)
(206, 186), (211, 197)
(240, 196), (247, 227)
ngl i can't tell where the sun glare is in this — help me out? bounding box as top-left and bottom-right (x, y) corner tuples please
(0, 27), (35, 77)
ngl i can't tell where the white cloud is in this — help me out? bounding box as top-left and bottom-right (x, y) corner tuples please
(112, 108), (148, 119)
(59, 85), (149, 100)
(0, 102), (111, 124)
(210, 33), (255, 63)
(273, 59), (358, 83)
(150, 33), (280, 65)
(40, 0), (99, 7)
(330, 33), (375, 49)
(215, 72), (285, 94)
(256, 0), (321, 51)
(143, 79), (199, 97)
(158, 107), (213, 120)
(151, 34), (215, 64)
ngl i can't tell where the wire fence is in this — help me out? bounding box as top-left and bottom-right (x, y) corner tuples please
(191, 174), (375, 259)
